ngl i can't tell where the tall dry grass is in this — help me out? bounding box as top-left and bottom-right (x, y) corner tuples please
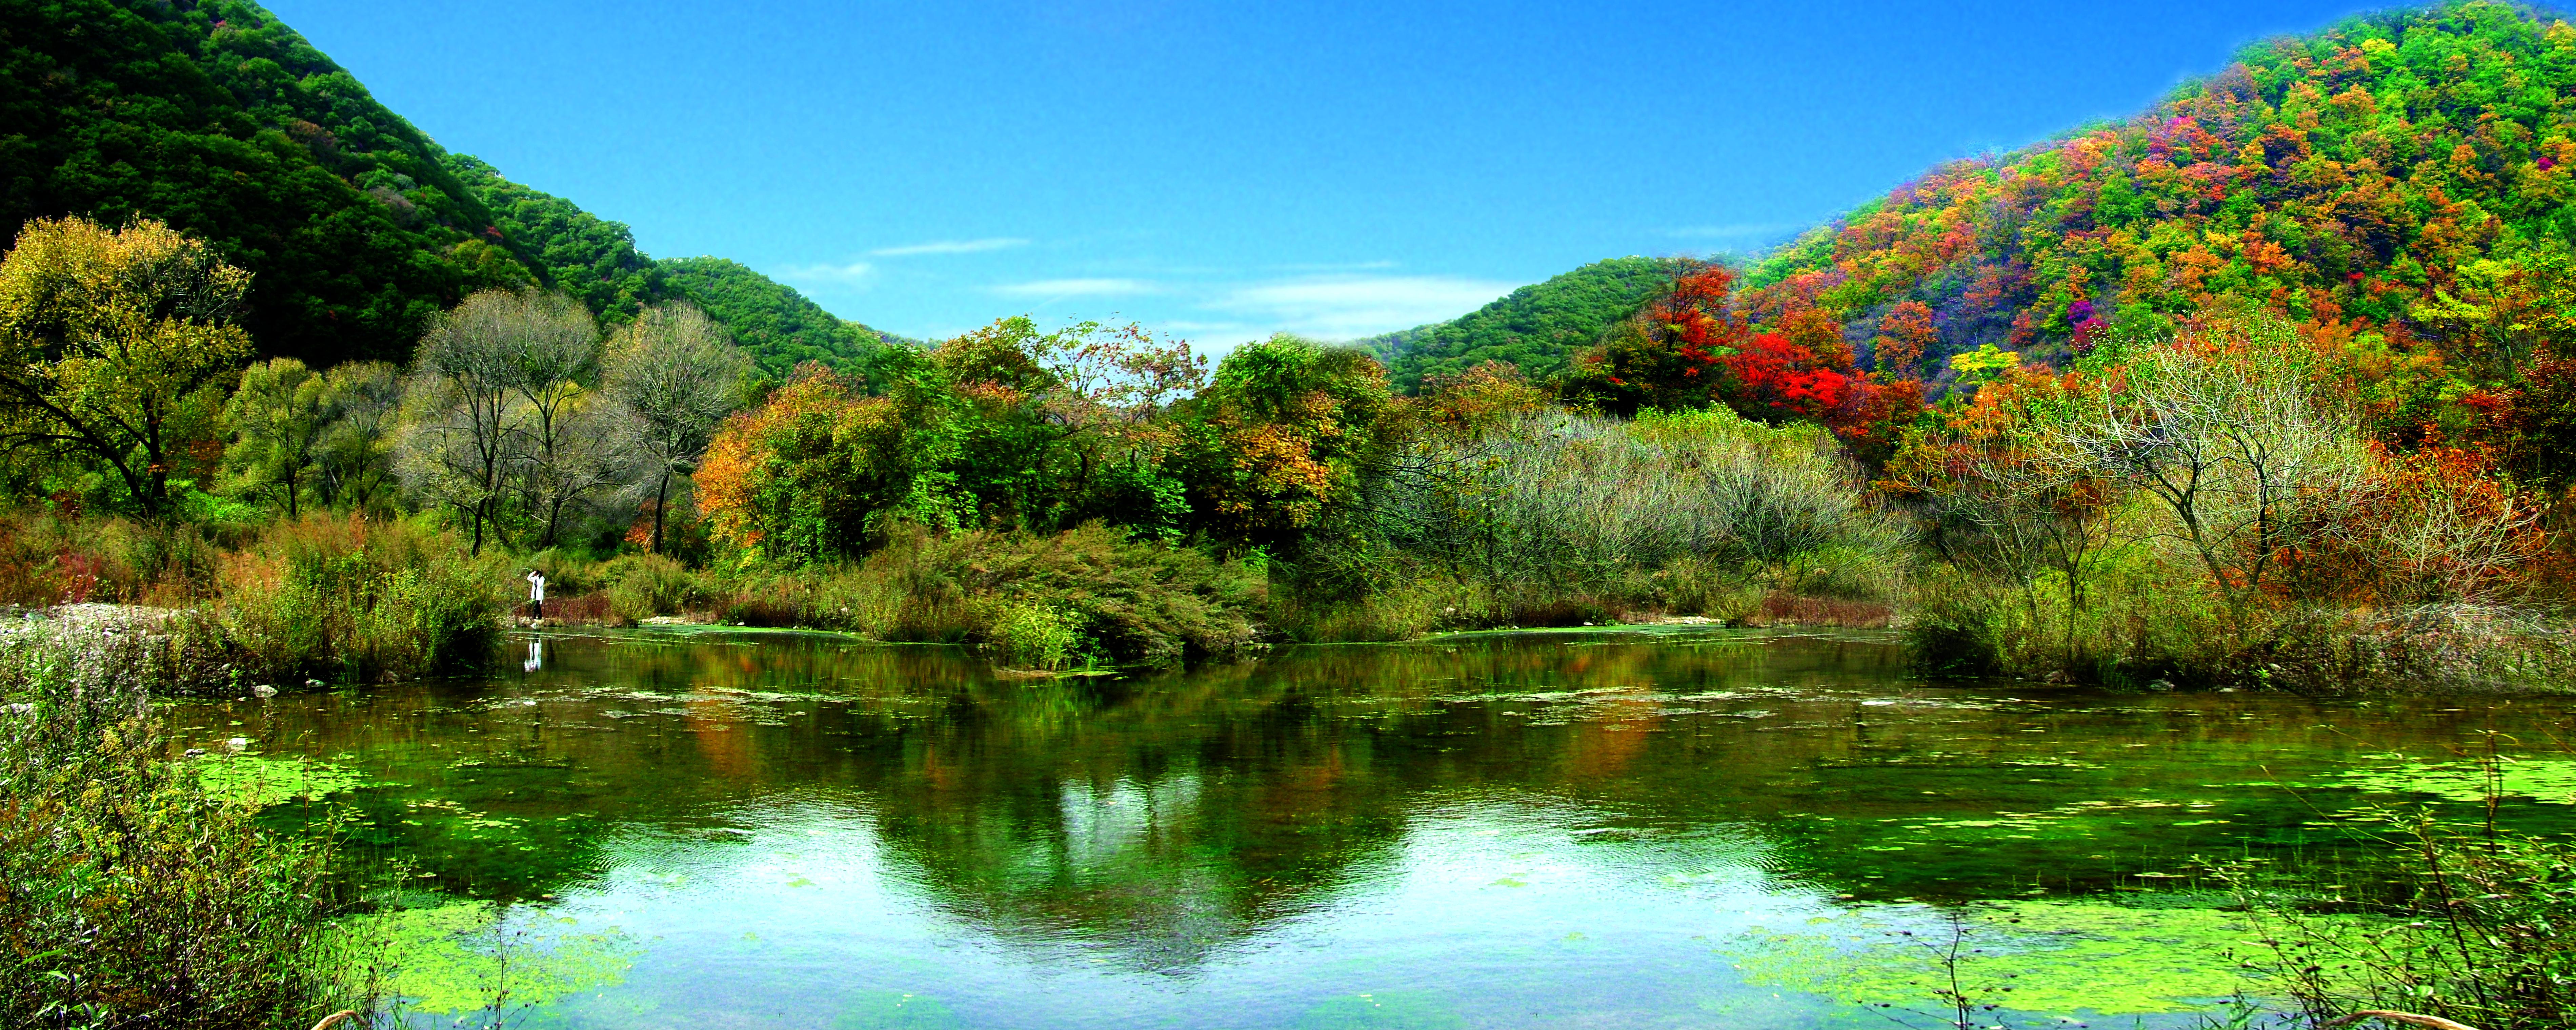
(1291, 405), (1909, 639)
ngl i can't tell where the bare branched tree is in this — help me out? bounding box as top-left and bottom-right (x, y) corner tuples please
(2052, 312), (2365, 610)
(314, 361), (402, 513)
(602, 303), (749, 552)
(519, 388), (642, 546)
(399, 289), (595, 553)
(497, 293), (604, 548)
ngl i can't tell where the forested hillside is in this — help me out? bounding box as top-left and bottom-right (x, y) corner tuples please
(0, 0), (534, 364)
(1737, 0), (2576, 410)
(661, 256), (890, 379)
(442, 158), (891, 379)
(0, 0), (885, 373)
(1361, 256), (1689, 390)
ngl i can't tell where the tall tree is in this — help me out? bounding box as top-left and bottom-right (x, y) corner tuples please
(0, 217), (254, 516)
(315, 362), (404, 513)
(400, 289), (592, 553)
(493, 293), (606, 548)
(603, 303), (750, 553)
(222, 358), (329, 518)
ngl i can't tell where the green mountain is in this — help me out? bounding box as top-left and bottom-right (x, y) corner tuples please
(662, 257), (890, 380)
(441, 158), (892, 379)
(0, 0), (887, 374)
(1733, 0), (2576, 391)
(1360, 256), (1694, 392)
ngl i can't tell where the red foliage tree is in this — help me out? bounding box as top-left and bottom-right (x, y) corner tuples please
(1565, 263), (1927, 464)
(1874, 301), (1937, 377)
(1561, 263), (1747, 414)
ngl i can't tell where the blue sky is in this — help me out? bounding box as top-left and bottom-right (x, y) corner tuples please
(269, 0), (2370, 346)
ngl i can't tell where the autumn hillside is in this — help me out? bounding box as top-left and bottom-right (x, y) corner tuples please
(1739, 1), (2576, 414)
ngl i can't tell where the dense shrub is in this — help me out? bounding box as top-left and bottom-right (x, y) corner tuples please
(0, 627), (359, 1029)
(218, 514), (512, 684)
(600, 553), (703, 622)
(1301, 404), (1909, 638)
(0, 510), (238, 608)
(715, 524), (1266, 666)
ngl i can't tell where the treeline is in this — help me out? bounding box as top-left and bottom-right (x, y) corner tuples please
(0, 217), (741, 556)
(0, 213), (1909, 670)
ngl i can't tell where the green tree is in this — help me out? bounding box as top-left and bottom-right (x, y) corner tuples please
(223, 358), (328, 517)
(1175, 335), (1393, 548)
(0, 217), (255, 517)
(314, 361), (404, 513)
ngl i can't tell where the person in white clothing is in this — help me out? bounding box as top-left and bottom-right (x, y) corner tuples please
(525, 570), (547, 619)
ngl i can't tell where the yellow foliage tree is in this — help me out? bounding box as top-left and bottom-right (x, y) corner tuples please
(0, 217), (254, 515)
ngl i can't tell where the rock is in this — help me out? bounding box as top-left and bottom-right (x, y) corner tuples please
(225, 736), (250, 751)
(304, 679), (324, 688)
(251, 684), (278, 698)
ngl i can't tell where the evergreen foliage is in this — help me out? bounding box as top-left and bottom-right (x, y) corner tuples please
(0, 0), (532, 365)
(440, 153), (663, 324)
(660, 256), (889, 380)
(1364, 256), (1690, 391)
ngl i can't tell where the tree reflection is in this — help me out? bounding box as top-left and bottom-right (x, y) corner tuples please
(193, 628), (2560, 972)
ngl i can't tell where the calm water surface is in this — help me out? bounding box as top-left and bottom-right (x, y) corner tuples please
(169, 627), (2576, 1029)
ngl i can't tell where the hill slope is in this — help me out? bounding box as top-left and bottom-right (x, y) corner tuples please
(661, 257), (889, 380)
(0, 0), (888, 373)
(1, 0), (536, 364)
(1737, 0), (2576, 392)
(1360, 256), (1692, 391)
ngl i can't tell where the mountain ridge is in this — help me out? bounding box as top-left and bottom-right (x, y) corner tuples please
(0, 0), (889, 376)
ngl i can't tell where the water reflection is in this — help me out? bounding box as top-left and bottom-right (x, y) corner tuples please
(172, 628), (2576, 1028)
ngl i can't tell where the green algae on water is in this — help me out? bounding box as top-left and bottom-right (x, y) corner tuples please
(345, 901), (636, 1016)
(192, 752), (371, 806)
(1726, 900), (2268, 1017)
(2336, 756), (2576, 805)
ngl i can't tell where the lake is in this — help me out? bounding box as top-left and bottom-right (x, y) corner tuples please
(168, 626), (2576, 1029)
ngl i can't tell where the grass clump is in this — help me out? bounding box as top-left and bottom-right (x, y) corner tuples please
(979, 599), (1085, 668)
(789, 523), (1268, 666)
(600, 553), (702, 623)
(1285, 405), (1909, 639)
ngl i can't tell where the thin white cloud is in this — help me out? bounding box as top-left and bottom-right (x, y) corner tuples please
(870, 237), (1031, 257)
(774, 261), (876, 285)
(1662, 223), (1797, 239)
(991, 277), (1161, 299)
(1212, 275), (1517, 339)
(1265, 259), (1400, 273)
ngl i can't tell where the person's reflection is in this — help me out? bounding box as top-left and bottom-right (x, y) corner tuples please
(523, 639), (544, 673)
